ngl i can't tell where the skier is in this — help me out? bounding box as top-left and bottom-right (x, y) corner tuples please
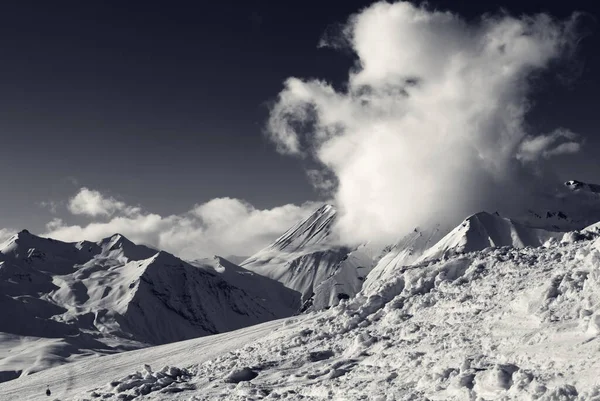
(46, 386), (51, 396)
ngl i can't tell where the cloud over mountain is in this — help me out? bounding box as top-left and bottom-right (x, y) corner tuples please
(267, 1), (583, 246)
(45, 188), (318, 259)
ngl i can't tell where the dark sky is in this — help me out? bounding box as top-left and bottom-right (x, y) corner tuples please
(0, 0), (598, 232)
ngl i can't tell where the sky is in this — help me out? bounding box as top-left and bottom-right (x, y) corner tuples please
(0, 0), (599, 257)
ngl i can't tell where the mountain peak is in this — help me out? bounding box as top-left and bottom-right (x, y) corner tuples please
(419, 211), (560, 261)
(564, 179), (600, 194)
(99, 233), (133, 247)
(267, 204), (337, 252)
(96, 234), (157, 262)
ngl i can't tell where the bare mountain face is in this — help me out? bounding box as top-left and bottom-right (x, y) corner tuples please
(0, 231), (297, 382)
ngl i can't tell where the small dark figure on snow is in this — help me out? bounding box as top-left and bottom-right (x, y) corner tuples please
(46, 386), (51, 396)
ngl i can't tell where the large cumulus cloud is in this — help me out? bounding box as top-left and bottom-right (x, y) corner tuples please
(267, 1), (582, 246)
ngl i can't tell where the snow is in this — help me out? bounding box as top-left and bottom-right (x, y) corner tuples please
(3, 216), (600, 400)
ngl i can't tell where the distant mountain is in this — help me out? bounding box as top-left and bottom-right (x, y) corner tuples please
(241, 205), (378, 311)
(0, 231), (296, 382)
(189, 256), (301, 317)
(564, 179), (600, 194)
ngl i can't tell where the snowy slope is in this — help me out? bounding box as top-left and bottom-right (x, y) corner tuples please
(29, 221), (600, 401)
(363, 225), (444, 294)
(189, 256), (301, 317)
(0, 318), (287, 401)
(241, 205), (378, 310)
(0, 231), (296, 383)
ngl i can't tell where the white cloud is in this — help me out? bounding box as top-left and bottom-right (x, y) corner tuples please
(68, 187), (140, 217)
(39, 200), (60, 214)
(517, 128), (582, 162)
(267, 1), (581, 246)
(45, 191), (318, 259)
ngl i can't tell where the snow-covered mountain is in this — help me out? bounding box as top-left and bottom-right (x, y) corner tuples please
(564, 179), (600, 194)
(5, 183), (600, 396)
(0, 231), (297, 382)
(241, 205), (379, 311)
(418, 211), (561, 261)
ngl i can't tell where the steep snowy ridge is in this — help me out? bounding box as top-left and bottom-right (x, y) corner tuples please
(0, 232), (296, 383)
(267, 204), (336, 252)
(364, 212), (562, 296)
(96, 234), (157, 262)
(115, 251), (287, 344)
(0, 230), (96, 274)
(241, 204), (377, 310)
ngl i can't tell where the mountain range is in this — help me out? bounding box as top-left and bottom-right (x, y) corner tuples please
(1, 179), (599, 387)
(0, 231), (298, 382)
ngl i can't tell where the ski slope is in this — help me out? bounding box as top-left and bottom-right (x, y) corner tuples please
(0, 318), (289, 401)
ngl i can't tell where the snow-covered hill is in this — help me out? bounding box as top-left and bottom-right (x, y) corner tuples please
(13, 219), (600, 400)
(0, 231), (297, 383)
(241, 205), (379, 311)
